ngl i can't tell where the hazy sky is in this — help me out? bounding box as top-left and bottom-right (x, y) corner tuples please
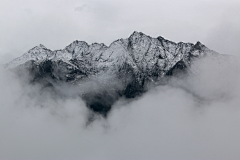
(0, 0), (239, 63)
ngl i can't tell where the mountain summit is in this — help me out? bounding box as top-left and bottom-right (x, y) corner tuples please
(5, 31), (218, 116)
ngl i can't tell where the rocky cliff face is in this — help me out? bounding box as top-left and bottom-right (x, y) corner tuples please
(5, 31), (218, 116)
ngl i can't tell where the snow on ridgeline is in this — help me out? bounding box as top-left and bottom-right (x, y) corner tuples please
(5, 31), (217, 71)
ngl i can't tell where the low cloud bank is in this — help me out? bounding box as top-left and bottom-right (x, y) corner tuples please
(1, 55), (240, 160)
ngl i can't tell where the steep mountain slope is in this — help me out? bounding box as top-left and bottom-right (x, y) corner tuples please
(5, 31), (218, 116)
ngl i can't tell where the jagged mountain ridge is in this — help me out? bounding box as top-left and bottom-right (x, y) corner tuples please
(5, 31), (218, 116)
(6, 31), (216, 72)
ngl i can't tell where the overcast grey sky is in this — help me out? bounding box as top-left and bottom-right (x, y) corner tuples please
(0, 0), (240, 63)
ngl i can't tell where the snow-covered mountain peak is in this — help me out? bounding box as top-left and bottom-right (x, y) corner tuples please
(29, 44), (49, 51)
(65, 41), (89, 53)
(128, 31), (152, 53)
(29, 44), (48, 51)
(130, 31), (142, 37)
(129, 31), (149, 41)
(5, 31), (218, 71)
(38, 44), (47, 49)
(193, 41), (206, 50)
(189, 41), (217, 57)
(27, 44), (51, 57)
(4, 44), (52, 68)
(4, 32), (221, 116)
(157, 36), (164, 39)
(90, 42), (106, 48)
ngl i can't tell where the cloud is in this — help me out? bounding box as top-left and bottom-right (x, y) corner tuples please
(74, 4), (90, 12)
(1, 55), (240, 160)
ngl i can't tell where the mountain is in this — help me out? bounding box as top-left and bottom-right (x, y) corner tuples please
(5, 31), (218, 117)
